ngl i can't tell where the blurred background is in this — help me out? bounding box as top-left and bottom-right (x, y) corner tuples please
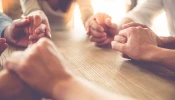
(0, 0), (169, 36)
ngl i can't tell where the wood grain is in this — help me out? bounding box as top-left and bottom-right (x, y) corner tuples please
(1, 29), (175, 100)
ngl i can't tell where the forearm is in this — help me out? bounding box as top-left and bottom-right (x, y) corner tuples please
(77, 0), (94, 26)
(52, 77), (134, 100)
(148, 47), (175, 70)
(19, 0), (41, 15)
(159, 36), (175, 49)
(0, 70), (41, 100)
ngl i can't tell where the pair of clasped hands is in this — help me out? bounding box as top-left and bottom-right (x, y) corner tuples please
(0, 14), (51, 54)
(86, 13), (162, 61)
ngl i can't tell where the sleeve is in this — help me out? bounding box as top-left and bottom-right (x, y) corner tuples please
(0, 13), (12, 37)
(19, 0), (41, 15)
(126, 0), (163, 26)
(76, 0), (94, 26)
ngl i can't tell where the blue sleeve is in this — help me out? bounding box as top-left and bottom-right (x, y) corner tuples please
(0, 12), (12, 37)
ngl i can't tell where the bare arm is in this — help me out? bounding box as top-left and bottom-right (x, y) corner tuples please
(77, 0), (94, 26)
(159, 36), (175, 49)
(0, 70), (41, 100)
(52, 77), (135, 100)
(149, 46), (175, 70)
(19, 0), (41, 15)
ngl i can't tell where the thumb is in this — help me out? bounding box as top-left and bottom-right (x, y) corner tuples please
(105, 18), (118, 35)
(105, 18), (117, 29)
(13, 19), (30, 28)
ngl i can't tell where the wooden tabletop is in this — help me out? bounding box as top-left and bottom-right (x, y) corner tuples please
(1, 29), (175, 100)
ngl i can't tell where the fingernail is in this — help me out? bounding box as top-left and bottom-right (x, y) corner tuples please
(49, 34), (52, 38)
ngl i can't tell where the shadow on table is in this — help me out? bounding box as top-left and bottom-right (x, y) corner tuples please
(121, 60), (175, 81)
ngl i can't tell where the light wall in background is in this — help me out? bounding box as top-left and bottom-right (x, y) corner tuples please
(74, 0), (169, 36)
(0, 0), (169, 36)
(0, 0), (2, 12)
(74, 0), (127, 30)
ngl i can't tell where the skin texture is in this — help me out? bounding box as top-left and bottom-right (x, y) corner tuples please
(85, 13), (136, 47)
(3, 15), (48, 47)
(111, 22), (162, 61)
(86, 13), (118, 46)
(0, 70), (41, 100)
(0, 38), (8, 54)
(27, 10), (51, 38)
(5, 38), (72, 97)
(0, 15), (50, 99)
(4, 38), (135, 100)
(111, 22), (175, 70)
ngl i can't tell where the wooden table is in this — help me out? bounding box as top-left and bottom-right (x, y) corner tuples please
(1, 29), (175, 100)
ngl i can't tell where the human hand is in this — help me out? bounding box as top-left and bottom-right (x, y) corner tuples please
(0, 38), (8, 54)
(5, 38), (72, 98)
(86, 13), (118, 46)
(3, 16), (48, 47)
(26, 15), (48, 44)
(0, 70), (41, 100)
(111, 23), (161, 61)
(122, 22), (163, 46)
(27, 10), (51, 38)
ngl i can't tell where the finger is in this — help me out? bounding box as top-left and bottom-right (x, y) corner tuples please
(33, 15), (42, 34)
(0, 38), (6, 43)
(122, 22), (148, 29)
(4, 43), (8, 48)
(89, 35), (107, 42)
(111, 41), (126, 52)
(42, 19), (51, 38)
(29, 33), (45, 41)
(105, 18), (117, 29)
(90, 20), (104, 32)
(34, 24), (46, 35)
(28, 16), (34, 35)
(4, 51), (23, 71)
(118, 28), (134, 38)
(86, 27), (90, 35)
(85, 16), (95, 31)
(95, 38), (111, 46)
(89, 27), (106, 38)
(105, 18), (118, 35)
(13, 19), (30, 28)
(114, 35), (127, 43)
(0, 43), (8, 54)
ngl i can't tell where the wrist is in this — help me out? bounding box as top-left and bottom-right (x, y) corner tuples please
(51, 76), (77, 100)
(0, 70), (25, 98)
(158, 36), (167, 47)
(158, 36), (175, 49)
(142, 45), (165, 63)
(139, 45), (160, 62)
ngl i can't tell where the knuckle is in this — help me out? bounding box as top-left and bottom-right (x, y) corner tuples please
(18, 60), (29, 74)
(144, 28), (150, 31)
(38, 38), (49, 45)
(114, 35), (117, 39)
(128, 27), (136, 32)
(89, 36), (94, 42)
(35, 15), (41, 20)
(136, 26), (143, 30)
(143, 24), (148, 28)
